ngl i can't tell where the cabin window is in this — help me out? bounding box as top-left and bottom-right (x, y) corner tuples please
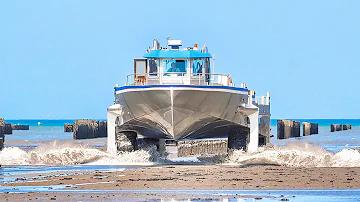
(191, 59), (203, 76)
(148, 59), (159, 76)
(163, 59), (187, 76)
(205, 58), (211, 83)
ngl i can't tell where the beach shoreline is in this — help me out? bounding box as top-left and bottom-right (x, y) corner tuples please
(1, 165), (360, 201)
(3, 165), (360, 189)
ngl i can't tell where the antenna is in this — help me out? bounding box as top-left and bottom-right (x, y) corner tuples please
(201, 43), (207, 52)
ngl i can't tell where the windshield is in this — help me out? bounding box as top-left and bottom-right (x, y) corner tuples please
(191, 59), (204, 76)
(163, 59), (187, 75)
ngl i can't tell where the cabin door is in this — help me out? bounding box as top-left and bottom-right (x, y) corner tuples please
(134, 59), (147, 85)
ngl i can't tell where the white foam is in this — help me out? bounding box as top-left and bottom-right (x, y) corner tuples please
(227, 142), (360, 167)
(87, 146), (159, 165)
(0, 140), (159, 165)
(1, 140), (360, 167)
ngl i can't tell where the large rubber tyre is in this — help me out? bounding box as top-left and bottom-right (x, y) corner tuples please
(116, 131), (137, 152)
(227, 127), (249, 151)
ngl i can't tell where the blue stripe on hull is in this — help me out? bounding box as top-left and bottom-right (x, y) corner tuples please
(115, 85), (248, 92)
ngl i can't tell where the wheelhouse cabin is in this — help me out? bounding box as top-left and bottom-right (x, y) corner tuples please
(129, 38), (234, 87)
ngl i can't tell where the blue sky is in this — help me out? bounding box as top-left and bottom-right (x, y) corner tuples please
(0, 0), (359, 119)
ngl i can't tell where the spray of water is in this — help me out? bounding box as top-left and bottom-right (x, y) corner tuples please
(227, 142), (360, 167)
(0, 140), (159, 165)
(1, 140), (359, 167)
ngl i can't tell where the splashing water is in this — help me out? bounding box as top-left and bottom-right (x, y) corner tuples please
(1, 140), (360, 167)
(0, 140), (159, 165)
(227, 142), (360, 167)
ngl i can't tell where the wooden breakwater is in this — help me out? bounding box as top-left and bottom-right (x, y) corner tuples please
(0, 118), (4, 150)
(4, 124), (13, 135)
(277, 119), (319, 139)
(3, 123), (30, 135)
(331, 124), (352, 132)
(343, 124), (352, 130)
(69, 120), (107, 139)
(302, 122), (319, 136)
(12, 124), (29, 130)
(0, 118), (31, 150)
(277, 119), (300, 139)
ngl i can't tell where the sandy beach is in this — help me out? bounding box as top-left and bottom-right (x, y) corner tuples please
(1, 165), (360, 201)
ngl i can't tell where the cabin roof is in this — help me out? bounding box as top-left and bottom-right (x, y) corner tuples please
(143, 49), (212, 59)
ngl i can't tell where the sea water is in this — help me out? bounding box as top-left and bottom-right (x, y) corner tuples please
(5, 119), (360, 149)
(2, 119), (360, 166)
(1, 119), (360, 201)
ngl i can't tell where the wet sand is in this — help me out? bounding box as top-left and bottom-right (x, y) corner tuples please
(1, 165), (360, 200)
(0, 192), (266, 202)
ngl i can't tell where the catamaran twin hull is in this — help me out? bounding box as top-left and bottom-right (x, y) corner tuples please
(115, 85), (250, 140)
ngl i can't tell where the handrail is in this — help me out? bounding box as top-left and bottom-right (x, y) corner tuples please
(125, 72), (234, 87)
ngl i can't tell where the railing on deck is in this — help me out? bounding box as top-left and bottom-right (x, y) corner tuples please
(126, 73), (234, 87)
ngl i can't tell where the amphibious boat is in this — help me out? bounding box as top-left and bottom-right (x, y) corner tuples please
(107, 38), (271, 153)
